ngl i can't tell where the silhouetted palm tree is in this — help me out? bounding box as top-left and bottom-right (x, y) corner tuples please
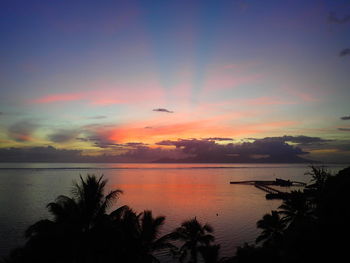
(256, 210), (286, 247)
(137, 210), (175, 262)
(171, 217), (215, 263)
(305, 166), (331, 208)
(278, 190), (312, 228)
(198, 244), (223, 263)
(72, 175), (124, 229)
(306, 166), (330, 190)
(23, 175), (128, 262)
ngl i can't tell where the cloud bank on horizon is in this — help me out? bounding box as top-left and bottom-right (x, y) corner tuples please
(0, 0), (349, 163)
(0, 135), (349, 164)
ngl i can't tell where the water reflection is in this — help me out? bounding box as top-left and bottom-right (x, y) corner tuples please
(0, 163), (345, 258)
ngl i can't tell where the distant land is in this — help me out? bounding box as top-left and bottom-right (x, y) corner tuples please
(0, 146), (316, 163)
(153, 156), (313, 164)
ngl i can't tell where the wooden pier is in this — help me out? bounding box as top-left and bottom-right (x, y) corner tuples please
(230, 178), (306, 200)
(254, 183), (282, 194)
(230, 180), (275, 185)
(230, 178), (306, 187)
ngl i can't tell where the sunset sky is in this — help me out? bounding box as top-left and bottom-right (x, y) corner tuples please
(1, 0), (350, 163)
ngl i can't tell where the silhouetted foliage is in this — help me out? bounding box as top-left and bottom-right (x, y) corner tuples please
(256, 211), (285, 247)
(170, 217), (215, 263)
(3, 166), (350, 263)
(3, 175), (173, 263)
(231, 166), (350, 263)
(134, 210), (176, 262)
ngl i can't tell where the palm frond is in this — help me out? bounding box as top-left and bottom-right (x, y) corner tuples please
(25, 219), (55, 238)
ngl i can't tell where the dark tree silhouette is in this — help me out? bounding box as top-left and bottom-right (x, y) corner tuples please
(4, 166), (350, 263)
(5, 175), (129, 263)
(278, 190), (312, 228)
(136, 210), (175, 262)
(256, 210), (286, 247)
(170, 217), (215, 263)
(232, 166), (350, 263)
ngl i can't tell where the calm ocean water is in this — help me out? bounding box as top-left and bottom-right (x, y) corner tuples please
(0, 163), (346, 261)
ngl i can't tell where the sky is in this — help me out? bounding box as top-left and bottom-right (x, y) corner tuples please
(0, 0), (350, 163)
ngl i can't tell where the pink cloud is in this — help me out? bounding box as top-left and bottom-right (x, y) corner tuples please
(90, 98), (125, 106)
(283, 86), (320, 102)
(243, 96), (295, 105)
(32, 80), (165, 106)
(293, 92), (319, 102)
(33, 93), (84, 103)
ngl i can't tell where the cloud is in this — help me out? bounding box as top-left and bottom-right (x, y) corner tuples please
(2, 135), (347, 163)
(338, 128), (350, 131)
(33, 93), (84, 103)
(31, 81), (165, 106)
(124, 142), (148, 147)
(77, 118), (297, 148)
(249, 135), (332, 146)
(90, 98), (124, 106)
(153, 108), (174, 113)
(328, 12), (350, 24)
(339, 48), (350, 57)
(115, 145), (187, 162)
(0, 145), (186, 163)
(203, 137), (234, 141)
(156, 138), (309, 163)
(32, 92), (123, 105)
(7, 121), (38, 142)
(88, 115), (107, 120)
(76, 127), (150, 149)
(282, 86), (319, 102)
(78, 135), (119, 149)
(0, 146), (84, 162)
(341, 116), (350, 120)
(243, 97), (295, 106)
(48, 129), (80, 143)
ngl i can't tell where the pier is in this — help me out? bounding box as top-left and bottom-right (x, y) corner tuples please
(254, 183), (282, 194)
(230, 178), (306, 187)
(230, 178), (306, 199)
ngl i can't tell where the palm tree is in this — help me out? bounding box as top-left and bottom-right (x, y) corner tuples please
(305, 165), (330, 190)
(71, 175), (124, 230)
(171, 217), (215, 263)
(136, 210), (175, 263)
(278, 190), (312, 228)
(305, 166), (331, 208)
(198, 244), (221, 263)
(256, 210), (286, 247)
(23, 175), (128, 262)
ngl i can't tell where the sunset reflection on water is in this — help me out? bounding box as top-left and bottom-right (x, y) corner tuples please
(0, 163), (345, 258)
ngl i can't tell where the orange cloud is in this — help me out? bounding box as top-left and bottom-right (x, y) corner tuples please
(87, 115), (297, 146)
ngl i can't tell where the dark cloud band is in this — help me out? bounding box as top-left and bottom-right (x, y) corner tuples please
(153, 108), (174, 113)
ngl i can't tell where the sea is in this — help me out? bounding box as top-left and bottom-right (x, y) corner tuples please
(0, 163), (347, 261)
